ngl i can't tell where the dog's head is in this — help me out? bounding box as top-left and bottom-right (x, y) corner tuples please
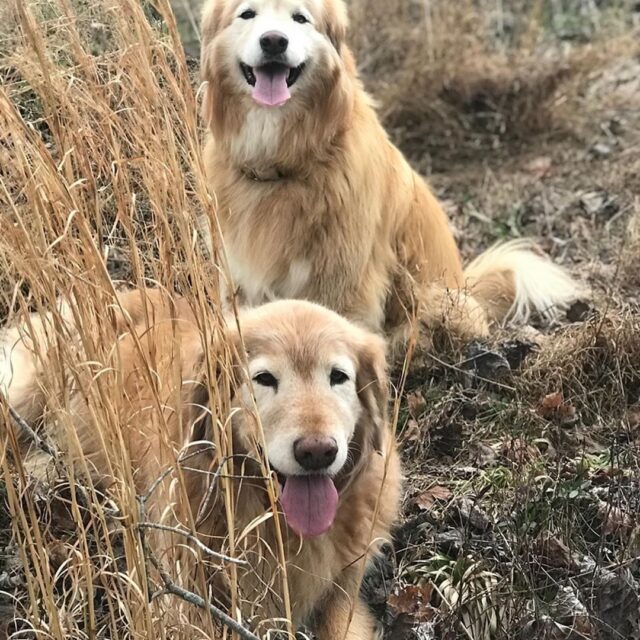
(200, 0), (352, 146)
(219, 300), (387, 539)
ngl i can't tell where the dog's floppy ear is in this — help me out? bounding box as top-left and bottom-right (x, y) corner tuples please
(181, 320), (255, 529)
(323, 0), (349, 53)
(185, 321), (245, 446)
(334, 329), (388, 492)
(200, 1), (233, 133)
(200, 0), (226, 53)
(355, 331), (388, 455)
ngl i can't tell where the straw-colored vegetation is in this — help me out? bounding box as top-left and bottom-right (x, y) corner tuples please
(1, 0), (639, 639)
(0, 2), (241, 638)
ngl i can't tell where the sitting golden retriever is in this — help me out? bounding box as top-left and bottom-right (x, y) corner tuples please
(1, 289), (400, 639)
(200, 0), (580, 344)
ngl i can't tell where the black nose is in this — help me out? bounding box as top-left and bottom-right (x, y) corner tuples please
(294, 436), (338, 471)
(260, 31), (289, 56)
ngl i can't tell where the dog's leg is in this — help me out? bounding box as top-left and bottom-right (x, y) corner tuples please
(421, 284), (490, 340)
(387, 283), (490, 353)
(313, 582), (378, 640)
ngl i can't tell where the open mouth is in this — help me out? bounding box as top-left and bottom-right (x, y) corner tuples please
(272, 468), (338, 539)
(240, 61), (305, 107)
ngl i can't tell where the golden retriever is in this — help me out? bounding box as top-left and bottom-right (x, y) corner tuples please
(200, 0), (581, 345)
(1, 289), (400, 639)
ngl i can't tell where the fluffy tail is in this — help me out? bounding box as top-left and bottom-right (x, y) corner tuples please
(0, 316), (53, 426)
(0, 300), (76, 428)
(464, 240), (583, 326)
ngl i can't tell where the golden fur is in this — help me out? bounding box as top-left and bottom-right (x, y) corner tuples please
(200, 0), (580, 345)
(1, 289), (401, 639)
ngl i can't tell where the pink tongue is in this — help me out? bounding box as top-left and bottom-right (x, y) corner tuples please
(280, 475), (339, 538)
(252, 67), (291, 107)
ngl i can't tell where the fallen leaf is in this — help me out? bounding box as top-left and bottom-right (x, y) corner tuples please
(533, 533), (580, 569)
(414, 485), (452, 510)
(598, 500), (634, 536)
(540, 391), (563, 412)
(538, 392), (577, 425)
(576, 559), (640, 639)
(387, 584), (435, 623)
(402, 419), (421, 444)
(549, 585), (594, 634)
(502, 436), (540, 464)
(407, 391), (426, 418)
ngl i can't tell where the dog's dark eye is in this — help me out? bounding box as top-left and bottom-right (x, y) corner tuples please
(330, 368), (349, 385)
(292, 13), (308, 24)
(253, 371), (278, 389)
(239, 9), (256, 19)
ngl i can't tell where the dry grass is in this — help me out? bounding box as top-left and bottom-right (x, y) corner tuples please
(0, 1), (273, 638)
(348, 0), (639, 171)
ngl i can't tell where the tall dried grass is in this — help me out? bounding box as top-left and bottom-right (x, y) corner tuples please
(347, 0), (638, 170)
(0, 1), (292, 638)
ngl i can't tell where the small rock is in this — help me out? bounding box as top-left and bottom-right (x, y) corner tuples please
(463, 341), (511, 383)
(590, 142), (612, 158)
(579, 189), (619, 219)
(469, 441), (498, 467)
(609, 116), (626, 136)
(500, 339), (537, 369)
(566, 299), (594, 323)
(522, 155), (552, 179)
(434, 529), (465, 556)
(454, 497), (492, 532)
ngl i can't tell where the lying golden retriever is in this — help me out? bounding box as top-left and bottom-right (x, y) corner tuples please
(200, 0), (580, 344)
(1, 289), (400, 639)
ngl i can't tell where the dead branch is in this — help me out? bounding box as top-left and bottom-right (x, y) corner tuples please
(1, 400), (59, 459)
(147, 549), (260, 640)
(136, 522), (247, 566)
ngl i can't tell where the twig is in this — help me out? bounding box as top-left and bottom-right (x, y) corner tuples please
(147, 550), (260, 640)
(2, 400), (59, 459)
(427, 350), (517, 392)
(140, 444), (216, 504)
(136, 522), (247, 566)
